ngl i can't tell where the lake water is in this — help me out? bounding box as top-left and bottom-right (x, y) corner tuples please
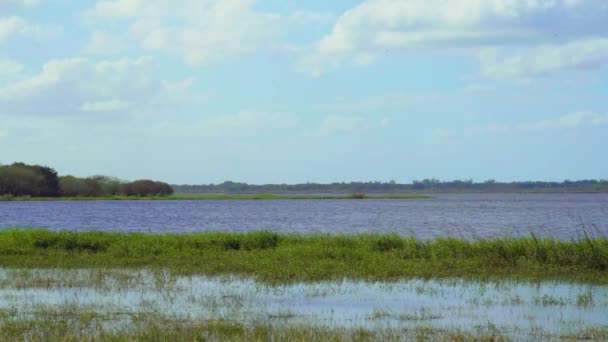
(0, 269), (606, 339)
(0, 193), (607, 239)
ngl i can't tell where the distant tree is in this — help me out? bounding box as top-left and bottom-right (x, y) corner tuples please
(122, 180), (174, 197)
(0, 163), (60, 197)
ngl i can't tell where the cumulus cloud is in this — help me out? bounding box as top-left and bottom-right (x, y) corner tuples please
(0, 16), (61, 43)
(300, 0), (608, 78)
(0, 16), (31, 42)
(85, 0), (280, 66)
(84, 31), (128, 55)
(0, 56), (169, 116)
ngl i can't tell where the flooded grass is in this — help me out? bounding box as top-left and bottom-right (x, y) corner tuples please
(0, 269), (606, 341)
(0, 230), (607, 283)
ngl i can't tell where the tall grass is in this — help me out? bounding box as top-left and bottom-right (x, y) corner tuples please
(0, 229), (606, 283)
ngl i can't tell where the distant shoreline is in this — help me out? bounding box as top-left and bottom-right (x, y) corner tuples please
(2, 191), (608, 201)
(0, 193), (429, 201)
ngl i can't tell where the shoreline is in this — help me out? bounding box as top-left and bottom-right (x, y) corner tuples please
(0, 194), (429, 201)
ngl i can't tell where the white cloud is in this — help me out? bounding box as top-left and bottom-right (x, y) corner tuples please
(0, 56), (169, 116)
(80, 100), (131, 112)
(0, 16), (61, 42)
(84, 31), (128, 55)
(480, 38), (608, 80)
(0, 16), (30, 42)
(300, 0), (608, 77)
(85, 0), (280, 66)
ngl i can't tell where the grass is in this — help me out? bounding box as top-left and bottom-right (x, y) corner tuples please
(0, 307), (606, 341)
(0, 193), (429, 201)
(0, 229), (606, 283)
(0, 308), (511, 341)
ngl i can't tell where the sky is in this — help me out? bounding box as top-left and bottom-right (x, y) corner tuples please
(0, 0), (607, 184)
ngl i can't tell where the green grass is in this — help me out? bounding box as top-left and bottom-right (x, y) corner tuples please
(0, 307), (606, 341)
(0, 193), (429, 201)
(0, 309), (512, 341)
(0, 229), (606, 283)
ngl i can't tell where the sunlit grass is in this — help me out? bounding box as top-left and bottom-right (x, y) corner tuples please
(0, 229), (606, 283)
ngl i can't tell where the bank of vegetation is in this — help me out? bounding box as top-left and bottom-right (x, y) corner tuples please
(174, 179), (608, 195)
(2, 311), (605, 342)
(0, 162), (173, 198)
(0, 230), (606, 283)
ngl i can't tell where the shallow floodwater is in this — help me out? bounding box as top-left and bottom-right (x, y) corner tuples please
(0, 269), (606, 338)
(0, 193), (607, 239)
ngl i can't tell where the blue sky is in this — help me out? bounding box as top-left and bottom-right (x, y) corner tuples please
(1, 0), (607, 184)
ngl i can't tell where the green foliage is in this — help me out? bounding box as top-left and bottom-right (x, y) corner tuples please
(122, 179), (174, 196)
(0, 163), (60, 197)
(0, 230), (607, 283)
(0, 161), (174, 198)
(174, 178), (608, 195)
(0, 308), (558, 341)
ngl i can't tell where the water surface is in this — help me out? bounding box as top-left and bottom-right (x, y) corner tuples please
(0, 193), (607, 239)
(0, 269), (606, 339)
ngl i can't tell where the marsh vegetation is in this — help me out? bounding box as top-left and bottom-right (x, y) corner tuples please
(0, 268), (606, 341)
(0, 230), (606, 283)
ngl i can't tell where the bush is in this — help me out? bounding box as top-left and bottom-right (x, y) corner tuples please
(122, 180), (174, 197)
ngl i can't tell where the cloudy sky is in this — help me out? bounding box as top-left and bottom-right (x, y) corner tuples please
(1, 0), (607, 184)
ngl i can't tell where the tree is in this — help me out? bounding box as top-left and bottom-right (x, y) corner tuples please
(122, 180), (174, 196)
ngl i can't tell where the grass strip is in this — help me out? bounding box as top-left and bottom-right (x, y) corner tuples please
(0, 229), (606, 283)
(0, 308), (607, 341)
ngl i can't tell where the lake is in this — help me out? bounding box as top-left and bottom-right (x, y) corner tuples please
(0, 193), (607, 239)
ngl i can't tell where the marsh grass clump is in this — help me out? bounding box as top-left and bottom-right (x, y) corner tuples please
(0, 229), (607, 283)
(370, 234), (405, 252)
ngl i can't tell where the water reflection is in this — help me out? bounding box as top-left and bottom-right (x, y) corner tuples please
(0, 269), (606, 338)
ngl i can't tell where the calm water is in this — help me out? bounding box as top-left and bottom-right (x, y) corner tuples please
(1, 269), (606, 338)
(0, 193), (607, 239)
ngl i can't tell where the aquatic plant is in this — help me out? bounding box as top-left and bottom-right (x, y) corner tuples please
(0, 230), (606, 283)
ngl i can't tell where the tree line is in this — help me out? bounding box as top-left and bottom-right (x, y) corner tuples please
(0, 162), (174, 197)
(174, 178), (608, 195)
